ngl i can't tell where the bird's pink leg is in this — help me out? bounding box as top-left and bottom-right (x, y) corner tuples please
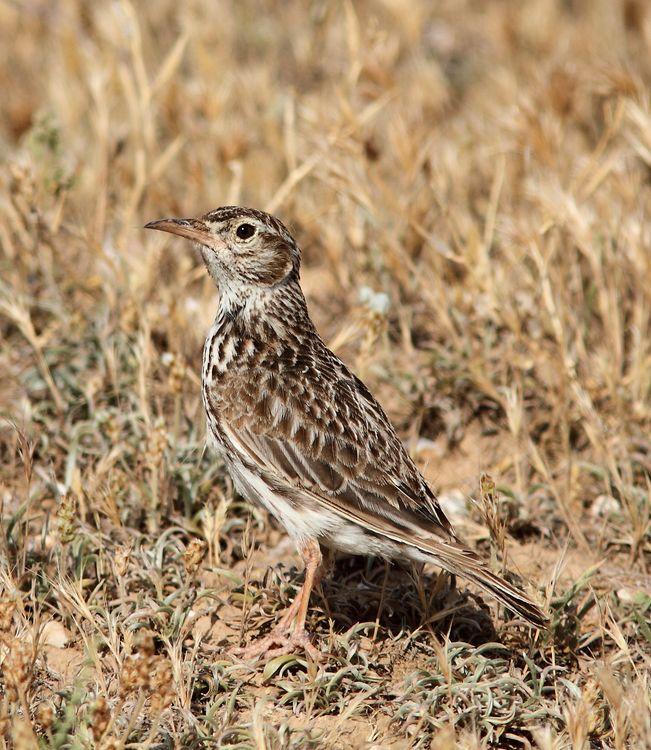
(230, 538), (323, 660)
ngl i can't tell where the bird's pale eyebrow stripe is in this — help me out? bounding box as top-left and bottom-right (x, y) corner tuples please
(203, 206), (293, 240)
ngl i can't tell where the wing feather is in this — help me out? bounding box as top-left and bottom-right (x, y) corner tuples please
(216, 355), (455, 543)
(209, 332), (547, 628)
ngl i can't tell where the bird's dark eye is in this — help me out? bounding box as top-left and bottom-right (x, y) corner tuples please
(236, 223), (255, 240)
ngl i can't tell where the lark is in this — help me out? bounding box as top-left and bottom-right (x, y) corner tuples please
(145, 206), (547, 658)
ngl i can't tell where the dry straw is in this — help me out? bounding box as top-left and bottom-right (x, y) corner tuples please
(0, 1), (649, 747)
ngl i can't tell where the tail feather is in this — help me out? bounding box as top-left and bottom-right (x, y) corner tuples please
(414, 540), (549, 628)
(462, 563), (549, 629)
(302, 482), (549, 627)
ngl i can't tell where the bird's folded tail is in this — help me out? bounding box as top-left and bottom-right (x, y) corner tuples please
(424, 543), (549, 629)
(460, 562), (549, 628)
(296, 482), (549, 628)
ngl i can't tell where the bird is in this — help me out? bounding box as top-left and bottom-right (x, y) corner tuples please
(145, 206), (548, 658)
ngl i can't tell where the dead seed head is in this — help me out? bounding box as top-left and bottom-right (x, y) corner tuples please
(2, 640), (33, 702)
(114, 542), (133, 577)
(183, 538), (207, 577)
(55, 492), (78, 544)
(90, 696), (111, 742)
(34, 702), (54, 731)
(0, 599), (17, 639)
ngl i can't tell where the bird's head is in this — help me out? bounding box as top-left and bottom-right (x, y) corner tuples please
(145, 206), (300, 293)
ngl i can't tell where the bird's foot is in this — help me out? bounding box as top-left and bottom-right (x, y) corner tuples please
(230, 627), (319, 661)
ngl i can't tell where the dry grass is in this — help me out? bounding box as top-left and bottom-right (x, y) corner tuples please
(1, 1), (650, 747)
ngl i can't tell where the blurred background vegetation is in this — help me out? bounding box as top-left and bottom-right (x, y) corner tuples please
(0, 1), (650, 748)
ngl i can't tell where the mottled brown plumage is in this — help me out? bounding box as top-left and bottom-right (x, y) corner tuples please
(145, 206), (548, 658)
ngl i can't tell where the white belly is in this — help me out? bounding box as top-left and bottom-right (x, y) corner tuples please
(226, 459), (403, 559)
(205, 415), (404, 559)
(230, 460), (342, 542)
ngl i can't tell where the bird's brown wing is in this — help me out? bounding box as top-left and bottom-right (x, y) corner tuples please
(211, 342), (548, 628)
(213, 343), (454, 541)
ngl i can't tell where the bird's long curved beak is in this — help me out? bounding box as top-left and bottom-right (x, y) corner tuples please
(144, 218), (209, 244)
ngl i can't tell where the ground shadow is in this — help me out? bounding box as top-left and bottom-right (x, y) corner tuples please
(312, 554), (498, 646)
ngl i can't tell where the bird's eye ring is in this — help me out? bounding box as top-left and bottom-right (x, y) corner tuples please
(236, 223), (256, 240)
